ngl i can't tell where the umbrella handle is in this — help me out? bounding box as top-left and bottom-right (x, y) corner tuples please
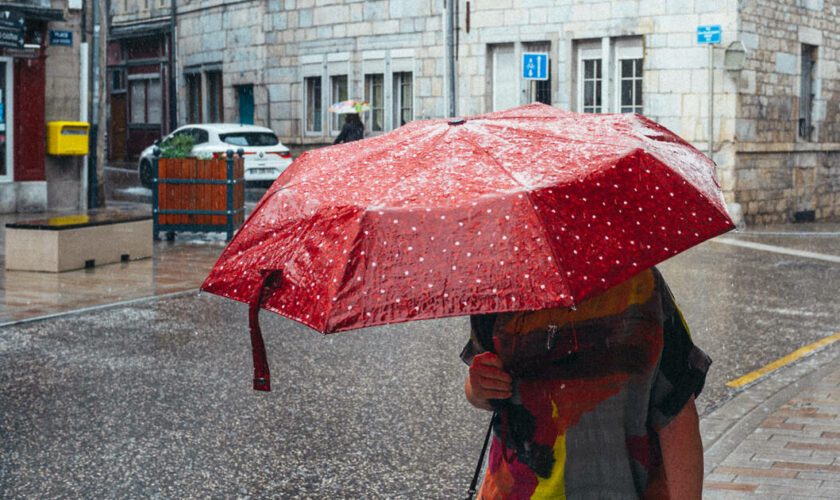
(248, 269), (284, 392)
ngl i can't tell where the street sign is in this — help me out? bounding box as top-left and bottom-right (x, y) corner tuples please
(50, 30), (73, 46)
(0, 27), (23, 49)
(697, 25), (722, 44)
(0, 9), (25, 30)
(522, 52), (549, 80)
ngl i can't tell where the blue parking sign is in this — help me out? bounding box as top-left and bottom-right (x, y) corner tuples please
(522, 53), (549, 80)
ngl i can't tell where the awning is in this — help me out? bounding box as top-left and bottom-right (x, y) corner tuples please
(2, 3), (64, 22)
(110, 20), (172, 40)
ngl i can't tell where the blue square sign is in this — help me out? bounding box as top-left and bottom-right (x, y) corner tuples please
(50, 30), (73, 46)
(697, 25), (722, 45)
(522, 53), (549, 80)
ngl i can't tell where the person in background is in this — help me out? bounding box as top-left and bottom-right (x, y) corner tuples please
(463, 267), (709, 499)
(334, 113), (364, 144)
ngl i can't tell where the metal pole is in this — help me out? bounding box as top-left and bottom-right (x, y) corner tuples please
(152, 147), (161, 241)
(708, 44), (713, 159)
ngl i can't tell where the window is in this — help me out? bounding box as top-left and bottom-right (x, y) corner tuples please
(147, 78), (162, 124)
(128, 75), (162, 124)
(582, 59), (602, 113)
(191, 128), (209, 145)
(615, 38), (643, 114)
(392, 72), (413, 127)
(365, 74), (384, 133)
(220, 132), (279, 146)
(576, 37), (643, 115)
(305, 76), (322, 133)
(618, 59), (643, 114)
(577, 41), (603, 114)
(185, 73), (202, 123)
(206, 70), (223, 122)
(799, 44), (816, 140)
(164, 128), (193, 147)
(130, 80), (147, 123)
(111, 69), (126, 93)
(330, 75), (348, 132)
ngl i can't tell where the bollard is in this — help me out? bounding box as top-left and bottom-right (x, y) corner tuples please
(225, 149), (237, 241)
(152, 146), (161, 241)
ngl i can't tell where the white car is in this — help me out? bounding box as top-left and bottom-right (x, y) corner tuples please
(138, 124), (293, 188)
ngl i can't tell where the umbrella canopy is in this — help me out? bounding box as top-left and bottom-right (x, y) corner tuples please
(202, 103), (734, 389)
(328, 99), (371, 114)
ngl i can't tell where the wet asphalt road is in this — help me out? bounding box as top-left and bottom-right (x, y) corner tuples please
(3, 172), (840, 497)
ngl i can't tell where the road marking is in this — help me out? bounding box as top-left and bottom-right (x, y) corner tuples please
(713, 237), (840, 264)
(726, 331), (840, 388)
(734, 231), (840, 237)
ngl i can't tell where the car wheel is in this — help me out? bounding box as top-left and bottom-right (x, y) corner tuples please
(139, 160), (154, 189)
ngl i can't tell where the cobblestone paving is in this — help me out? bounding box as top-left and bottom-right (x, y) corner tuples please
(704, 366), (840, 498)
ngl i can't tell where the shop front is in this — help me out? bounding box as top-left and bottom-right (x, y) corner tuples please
(0, 3), (65, 213)
(108, 21), (173, 162)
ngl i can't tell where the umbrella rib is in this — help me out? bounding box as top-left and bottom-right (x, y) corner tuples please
(460, 131), (573, 304)
(479, 121), (627, 150)
(379, 125), (452, 200)
(459, 131), (528, 189)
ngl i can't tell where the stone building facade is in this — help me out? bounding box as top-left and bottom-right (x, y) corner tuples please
(0, 0), (86, 213)
(170, 0), (839, 225)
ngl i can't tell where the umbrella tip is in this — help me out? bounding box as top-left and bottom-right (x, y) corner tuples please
(449, 118), (466, 126)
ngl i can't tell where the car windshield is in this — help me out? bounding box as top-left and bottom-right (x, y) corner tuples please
(219, 132), (279, 146)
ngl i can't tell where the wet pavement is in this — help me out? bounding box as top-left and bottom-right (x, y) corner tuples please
(1, 292), (481, 498)
(0, 197), (838, 497)
(0, 203), (227, 324)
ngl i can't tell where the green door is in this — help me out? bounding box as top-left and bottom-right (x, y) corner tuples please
(238, 85), (254, 125)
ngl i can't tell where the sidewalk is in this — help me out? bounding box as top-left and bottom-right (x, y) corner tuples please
(701, 340), (840, 498)
(0, 202), (225, 325)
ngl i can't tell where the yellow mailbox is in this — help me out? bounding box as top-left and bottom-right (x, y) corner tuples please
(47, 121), (90, 156)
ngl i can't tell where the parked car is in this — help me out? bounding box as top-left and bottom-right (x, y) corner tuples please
(138, 124), (293, 188)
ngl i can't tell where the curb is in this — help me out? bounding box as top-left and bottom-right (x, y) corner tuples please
(700, 337), (840, 475)
(0, 289), (200, 329)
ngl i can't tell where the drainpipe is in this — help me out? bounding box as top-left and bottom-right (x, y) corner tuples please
(170, 0), (177, 131)
(89, 0), (100, 208)
(446, 0), (456, 117)
(80, 0), (89, 209)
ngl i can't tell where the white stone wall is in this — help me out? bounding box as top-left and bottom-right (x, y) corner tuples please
(171, 0), (840, 223)
(177, 0), (444, 145)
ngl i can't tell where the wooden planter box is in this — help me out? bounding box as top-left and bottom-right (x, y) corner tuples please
(153, 156), (245, 241)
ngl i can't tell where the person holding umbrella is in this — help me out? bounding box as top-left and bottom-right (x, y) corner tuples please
(329, 99), (369, 144)
(463, 267), (709, 499)
(201, 103), (734, 498)
(333, 113), (365, 144)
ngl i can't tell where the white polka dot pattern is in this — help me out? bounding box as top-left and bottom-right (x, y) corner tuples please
(201, 103), (734, 334)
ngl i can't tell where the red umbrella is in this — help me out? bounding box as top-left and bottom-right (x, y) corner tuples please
(201, 103), (734, 390)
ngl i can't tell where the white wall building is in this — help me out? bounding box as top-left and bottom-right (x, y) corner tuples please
(171, 0), (840, 225)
